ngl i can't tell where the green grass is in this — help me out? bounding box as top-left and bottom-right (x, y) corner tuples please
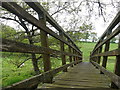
(76, 42), (117, 72)
(76, 42), (96, 61)
(2, 56), (35, 87)
(2, 53), (62, 87)
(2, 42), (117, 87)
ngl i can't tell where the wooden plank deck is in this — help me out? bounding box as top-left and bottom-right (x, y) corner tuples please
(38, 62), (111, 89)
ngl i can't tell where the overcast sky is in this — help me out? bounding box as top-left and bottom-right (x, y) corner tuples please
(0, 0), (119, 38)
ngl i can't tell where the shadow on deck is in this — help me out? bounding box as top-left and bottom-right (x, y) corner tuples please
(38, 62), (111, 89)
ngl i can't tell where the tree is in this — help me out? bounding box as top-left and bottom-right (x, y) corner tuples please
(0, 0), (119, 74)
(90, 32), (98, 42)
(79, 23), (93, 42)
(111, 37), (117, 43)
(0, 24), (17, 39)
(0, 2), (41, 75)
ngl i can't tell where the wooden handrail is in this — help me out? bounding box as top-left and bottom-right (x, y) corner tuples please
(2, 2), (81, 55)
(91, 11), (120, 55)
(1, 1), (82, 89)
(90, 11), (120, 89)
(91, 61), (120, 88)
(3, 60), (82, 89)
(24, 1), (82, 54)
(1, 38), (82, 58)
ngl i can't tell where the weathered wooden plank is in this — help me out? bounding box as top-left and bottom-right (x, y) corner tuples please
(1, 2), (81, 55)
(3, 60), (81, 89)
(91, 49), (120, 57)
(24, 1), (82, 54)
(1, 38), (81, 58)
(40, 62), (110, 89)
(91, 61), (120, 89)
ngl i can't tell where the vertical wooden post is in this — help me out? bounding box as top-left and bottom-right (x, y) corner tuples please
(39, 14), (51, 72)
(76, 51), (78, 64)
(102, 31), (112, 69)
(39, 13), (52, 83)
(73, 49), (76, 65)
(97, 46), (102, 64)
(94, 50), (97, 62)
(102, 41), (110, 68)
(97, 39), (103, 64)
(68, 44), (73, 67)
(60, 31), (67, 72)
(111, 35), (120, 89)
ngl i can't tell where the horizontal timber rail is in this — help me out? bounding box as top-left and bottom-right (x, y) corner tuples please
(3, 61), (82, 90)
(1, 1), (82, 89)
(1, 38), (81, 58)
(2, 1), (82, 55)
(24, 0), (81, 53)
(90, 11), (120, 89)
(91, 61), (120, 89)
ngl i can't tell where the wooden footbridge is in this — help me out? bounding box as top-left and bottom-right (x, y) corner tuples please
(1, 1), (120, 89)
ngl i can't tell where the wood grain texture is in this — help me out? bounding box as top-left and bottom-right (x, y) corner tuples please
(39, 62), (111, 89)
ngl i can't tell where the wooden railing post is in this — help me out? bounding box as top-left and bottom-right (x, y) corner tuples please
(39, 13), (52, 83)
(101, 31), (112, 69)
(73, 49), (76, 65)
(77, 52), (80, 64)
(111, 35), (120, 89)
(97, 46), (102, 64)
(76, 51), (79, 63)
(39, 13), (51, 72)
(60, 31), (67, 72)
(68, 41), (73, 67)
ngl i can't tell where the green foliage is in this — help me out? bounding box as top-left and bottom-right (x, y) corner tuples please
(67, 23), (96, 42)
(79, 23), (92, 31)
(51, 57), (62, 69)
(110, 37), (117, 43)
(90, 32), (97, 42)
(48, 36), (60, 50)
(0, 24), (17, 39)
(2, 55), (35, 87)
(78, 42), (117, 72)
(79, 23), (93, 41)
(2, 53), (63, 87)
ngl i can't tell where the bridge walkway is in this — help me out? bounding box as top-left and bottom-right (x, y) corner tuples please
(39, 62), (111, 89)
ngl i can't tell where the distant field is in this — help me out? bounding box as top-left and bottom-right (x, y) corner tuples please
(76, 42), (118, 72)
(78, 42), (96, 61)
